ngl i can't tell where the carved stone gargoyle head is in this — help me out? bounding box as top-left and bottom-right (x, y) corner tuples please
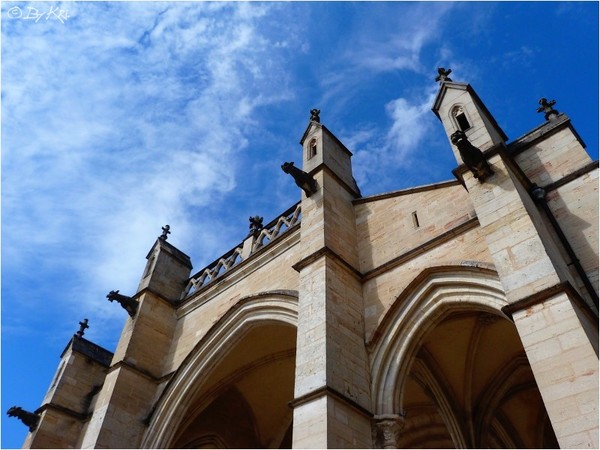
(107, 290), (138, 318)
(281, 162), (318, 197)
(451, 130), (494, 183)
(7, 406), (40, 432)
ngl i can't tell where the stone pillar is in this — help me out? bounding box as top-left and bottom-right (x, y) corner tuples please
(373, 414), (405, 449)
(290, 120), (373, 448)
(506, 290), (598, 448)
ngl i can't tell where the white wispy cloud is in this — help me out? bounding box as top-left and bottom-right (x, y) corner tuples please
(315, 2), (458, 193)
(2, 2), (300, 342)
(350, 85), (442, 192)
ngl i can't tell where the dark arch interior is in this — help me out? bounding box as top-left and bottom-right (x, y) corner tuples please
(171, 323), (297, 449)
(399, 311), (559, 449)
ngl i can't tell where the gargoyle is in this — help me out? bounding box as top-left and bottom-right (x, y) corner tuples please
(281, 162), (318, 197)
(7, 406), (40, 432)
(450, 130), (494, 182)
(107, 290), (138, 317)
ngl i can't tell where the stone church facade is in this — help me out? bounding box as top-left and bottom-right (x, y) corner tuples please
(15, 75), (598, 448)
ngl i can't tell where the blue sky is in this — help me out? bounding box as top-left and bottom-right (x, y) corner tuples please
(1, 1), (598, 447)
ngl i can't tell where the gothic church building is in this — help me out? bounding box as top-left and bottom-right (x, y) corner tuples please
(14, 74), (599, 448)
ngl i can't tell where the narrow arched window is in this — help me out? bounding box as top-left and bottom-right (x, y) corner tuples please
(308, 139), (317, 159)
(452, 106), (471, 131)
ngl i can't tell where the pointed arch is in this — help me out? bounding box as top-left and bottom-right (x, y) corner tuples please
(369, 265), (508, 415)
(411, 350), (467, 448)
(141, 290), (298, 448)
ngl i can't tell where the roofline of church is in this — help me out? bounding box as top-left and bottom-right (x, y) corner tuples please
(60, 336), (114, 367)
(353, 180), (461, 204)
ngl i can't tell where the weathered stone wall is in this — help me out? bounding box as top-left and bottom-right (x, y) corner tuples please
(547, 170), (599, 292)
(362, 226), (494, 344)
(513, 122), (591, 186)
(24, 408), (84, 449)
(42, 346), (108, 418)
(80, 366), (158, 448)
(355, 183), (494, 344)
(354, 182), (477, 273)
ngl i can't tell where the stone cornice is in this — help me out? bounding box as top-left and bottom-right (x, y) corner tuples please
(307, 163), (361, 198)
(353, 180), (460, 205)
(506, 114), (585, 157)
(501, 281), (598, 325)
(36, 402), (89, 422)
(289, 385), (373, 419)
(543, 160), (599, 193)
(60, 337), (114, 366)
(292, 245), (362, 281)
(108, 359), (162, 383)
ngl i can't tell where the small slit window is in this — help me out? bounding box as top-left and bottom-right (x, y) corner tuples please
(50, 361), (66, 389)
(308, 139), (317, 159)
(452, 106), (471, 131)
(143, 255), (156, 278)
(411, 211), (420, 228)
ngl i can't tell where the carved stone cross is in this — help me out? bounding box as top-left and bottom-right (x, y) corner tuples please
(537, 98), (559, 121)
(435, 67), (452, 83)
(159, 224), (171, 241)
(75, 318), (89, 338)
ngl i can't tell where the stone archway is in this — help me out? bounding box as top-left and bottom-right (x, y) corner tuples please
(399, 311), (558, 448)
(370, 266), (558, 448)
(141, 291), (298, 448)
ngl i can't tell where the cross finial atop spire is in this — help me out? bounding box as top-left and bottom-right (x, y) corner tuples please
(537, 98), (559, 121)
(435, 67), (452, 83)
(75, 318), (89, 338)
(159, 224), (171, 241)
(310, 108), (321, 123)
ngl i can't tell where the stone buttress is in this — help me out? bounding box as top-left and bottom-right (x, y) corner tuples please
(78, 237), (191, 448)
(433, 79), (599, 448)
(290, 113), (373, 448)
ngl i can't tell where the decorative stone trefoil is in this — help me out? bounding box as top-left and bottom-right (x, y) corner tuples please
(159, 224), (171, 241)
(310, 108), (321, 123)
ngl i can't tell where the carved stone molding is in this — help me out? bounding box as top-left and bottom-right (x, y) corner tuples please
(373, 414), (405, 449)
